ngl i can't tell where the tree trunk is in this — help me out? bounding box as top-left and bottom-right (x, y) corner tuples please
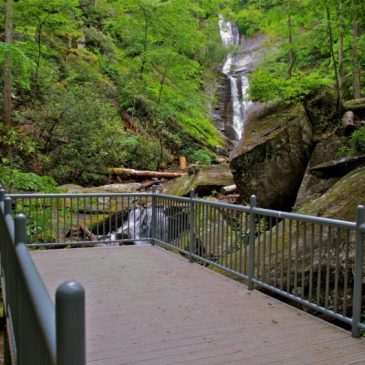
(3, 0), (13, 128)
(220, 184), (237, 195)
(108, 167), (183, 179)
(338, 0), (345, 101)
(139, 6), (149, 78)
(158, 57), (171, 104)
(325, 4), (340, 109)
(352, 21), (361, 98)
(34, 21), (44, 98)
(287, 0), (295, 79)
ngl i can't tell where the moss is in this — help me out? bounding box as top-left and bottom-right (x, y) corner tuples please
(298, 166), (365, 221)
(162, 164), (234, 196)
(241, 103), (305, 150)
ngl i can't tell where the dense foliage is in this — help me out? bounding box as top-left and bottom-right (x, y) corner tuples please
(1, 0), (226, 186)
(1, 0), (364, 189)
(226, 0), (365, 103)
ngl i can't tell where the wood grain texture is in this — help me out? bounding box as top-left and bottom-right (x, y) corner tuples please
(31, 246), (365, 365)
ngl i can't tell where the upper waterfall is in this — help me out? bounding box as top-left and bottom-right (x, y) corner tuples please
(218, 15), (252, 144)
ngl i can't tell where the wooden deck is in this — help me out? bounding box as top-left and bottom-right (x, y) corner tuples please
(31, 246), (365, 365)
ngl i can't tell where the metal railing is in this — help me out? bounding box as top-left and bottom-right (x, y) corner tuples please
(6, 188), (365, 338)
(0, 188), (86, 365)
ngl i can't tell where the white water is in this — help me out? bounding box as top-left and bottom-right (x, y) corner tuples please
(219, 15), (252, 142)
(111, 207), (168, 245)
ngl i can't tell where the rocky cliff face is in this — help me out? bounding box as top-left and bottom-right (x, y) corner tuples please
(230, 103), (312, 211)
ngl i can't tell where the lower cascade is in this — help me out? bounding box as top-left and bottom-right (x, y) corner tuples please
(109, 207), (169, 246)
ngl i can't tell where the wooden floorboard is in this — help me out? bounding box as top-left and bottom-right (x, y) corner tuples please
(31, 246), (365, 365)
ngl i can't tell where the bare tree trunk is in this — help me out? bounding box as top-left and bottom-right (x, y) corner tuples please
(3, 0), (13, 128)
(139, 6), (149, 78)
(325, 4), (340, 108)
(287, 0), (295, 78)
(352, 0), (361, 98)
(34, 21), (44, 98)
(158, 57), (171, 104)
(338, 0), (345, 101)
(108, 168), (183, 179)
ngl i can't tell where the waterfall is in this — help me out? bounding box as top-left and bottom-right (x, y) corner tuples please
(113, 207), (168, 246)
(219, 15), (252, 143)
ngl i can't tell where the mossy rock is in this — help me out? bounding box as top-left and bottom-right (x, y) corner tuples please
(294, 134), (346, 210)
(298, 166), (365, 221)
(162, 164), (234, 197)
(230, 103), (312, 211)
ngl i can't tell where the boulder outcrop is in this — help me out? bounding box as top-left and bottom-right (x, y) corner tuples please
(162, 163), (234, 197)
(230, 103), (312, 211)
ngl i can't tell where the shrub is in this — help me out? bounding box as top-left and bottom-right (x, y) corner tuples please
(351, 127), (365, 155)
(40, 85), (127, 185)
(191, 149), (215, 165)
(0, 166), (59, 193)
(120, 135), (171, 171)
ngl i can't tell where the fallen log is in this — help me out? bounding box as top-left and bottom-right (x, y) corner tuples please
(109, 168), (183, 179)
(220, 184), (237, 195)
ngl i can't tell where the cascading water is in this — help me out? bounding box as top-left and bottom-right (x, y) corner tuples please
(112, 207), (168, 246)
(218, 15), (252, 143)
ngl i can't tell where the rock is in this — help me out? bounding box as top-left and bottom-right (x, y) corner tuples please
(249, 167), (365, 298)
(298, 166), (365, 221)
(60, 183), (142, 194)
(303, 88), (342, 134)
(341, 111), (361, 136)
(310, 155), (365, 178)
(343, 97), (365, 112)
(230, 103), (312, 211)
(304, 89), (341, 133)
(294, 135), (346, 210)
(59, 184), (86, 193)
(162, 164), (234, 197)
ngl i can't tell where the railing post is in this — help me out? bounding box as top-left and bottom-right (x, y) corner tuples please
(0, 187), (5, 203)
(14, 214), (26, 246)
(56, 281), (86, 365)
(352, 205), (364, 338)
(151, 185), (157, 245)
(248, 195), (257, 290)
(189, 189), (196, 263)
(4, 197), (12, 216)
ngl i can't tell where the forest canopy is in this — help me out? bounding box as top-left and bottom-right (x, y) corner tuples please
(1, 0), (364, 188)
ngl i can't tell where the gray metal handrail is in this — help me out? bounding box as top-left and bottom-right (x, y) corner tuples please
(0, 188), (86, 365)
(6, 189), (365, 338)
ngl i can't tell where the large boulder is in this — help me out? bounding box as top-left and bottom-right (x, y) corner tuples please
(230, 103), (312, 211)
(162, 163), (234, 197)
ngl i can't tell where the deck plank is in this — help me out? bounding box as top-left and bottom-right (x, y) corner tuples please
(31, 246), (365, 365)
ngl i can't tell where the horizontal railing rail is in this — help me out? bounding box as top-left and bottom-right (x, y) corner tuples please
(6, 188), (365, 338)
(0, 188), (86, 365)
